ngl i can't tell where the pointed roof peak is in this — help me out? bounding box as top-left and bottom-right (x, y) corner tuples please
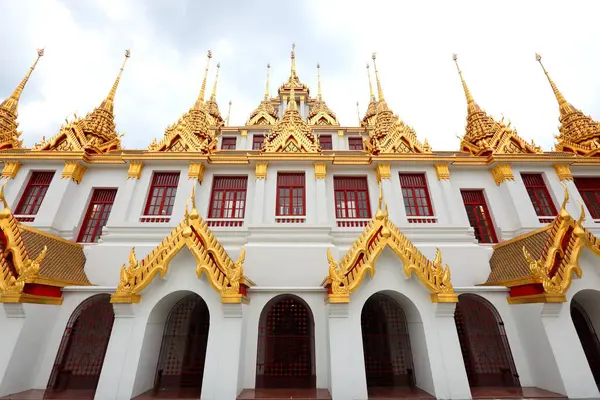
(280, 43), (309, 93)
(1, 48), (44, 115)
(452, 53), (480, 114)
(99, 49), (130, 112)
(264, 63), (271, 100)
(287, 86), (298, 111)
(535, 53), (577, 116)
(210, 62), (220, 101)
(195, 50), (212, 108)
(371, 52), (385, 103)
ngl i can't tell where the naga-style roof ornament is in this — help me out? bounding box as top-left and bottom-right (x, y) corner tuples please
(279, 43), (310, 93)
(205, 62), (225, 127)
(365, 53), (430, 154)
(34, 49), (130, 154)
(308, 63), (338, 126)
(0, 49), (44, 151)
(247, 63), (278, 126)
(453, 54), (541, 156)
(262, 85), (321, 153)
(149, 50), (219, 153)
(536, 54), (600, 157)
(322, 183), (457, 304)
(112, 184), (254, 304)
(361, 63), (378, 128)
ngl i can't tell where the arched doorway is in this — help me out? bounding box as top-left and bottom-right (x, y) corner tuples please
(153, 293), (210, 396)
(361, 293), (415, 389)
(454, 294), (520, 388)
(571, 298), (600, 386)
(47, 294), (115, 395)
(255, 295), (316, 389)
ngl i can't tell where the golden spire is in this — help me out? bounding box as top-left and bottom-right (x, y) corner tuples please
(196, 50), (212, 107)
(452, 53), (479, 114)
(1, 49), (44, 114)
(287, 85), (298, 111)
(356, 101), (360, 125)
(226, 100), (232, 126)
(99, 49), (130, 112)
(210, 62), (220, 101)
(372, 53), (385, 102)
(366, 64), (375, 102)
(264, 63), (271, 100)
(290, 43), (297, 79)
(317, 63), (322, 100)
(535, 53), (575, 116)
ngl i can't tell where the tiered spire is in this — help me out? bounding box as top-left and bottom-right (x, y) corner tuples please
(308, 63), (338, 125)
(35, 49), (130, 154)
(453, 54), (541, 156)
(226, 100), (232, 126)
(536, 53), (600, 156)
(205, 62), (224, 127)
(149, 50), (218, 153)
(366, 53), (429, 154)
(0, 49), (44, 150)
(279, 43), (309, 93)
(361, 64), (378, 128)
(247, 63), (278, 125)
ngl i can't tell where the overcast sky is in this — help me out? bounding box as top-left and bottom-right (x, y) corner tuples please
(1, 0), (600, 151)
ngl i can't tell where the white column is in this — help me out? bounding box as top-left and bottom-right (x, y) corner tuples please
(314, 163), (328, 224)
(335, 130), (346, 150)
(491, 164), (538, 232)
(327, 303), (368, 400)
(252, 163), (267, 224)
(0, 304), (27, 397)
(376, 164), (405, 224)
(433, 164), (468, 226)
(240, 130), (248, 150)
(107, 178), (138, 225)
(540, 303), (600, 398)
(34, 175), (78, 230)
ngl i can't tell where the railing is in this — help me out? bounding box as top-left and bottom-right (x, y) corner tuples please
(14, 215), (35, 222)
(206, 219), (244, 227)
(407, 216), (438, 224)
(336, 219), (371, 228)
(139, 216), (171, 223)
(538, 217), (554, 224)
(275, 217), (306, 224)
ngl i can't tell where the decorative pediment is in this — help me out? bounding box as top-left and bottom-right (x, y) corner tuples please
(112, 185), (254, 304)
(247, 100), (278, 126)
(148, 106), (218, 153)
(322, 185), (457, 304)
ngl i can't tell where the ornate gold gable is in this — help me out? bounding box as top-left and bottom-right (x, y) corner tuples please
(322, 185), (457, 304)
(453, 54), (541, 156)
(34, 50), (130, 154)
(365, 54), (431, 155)
(0, 182), (89, 305)
(112, 186), (254, 304)
(0, 49), (44, 151)
(247, 64), (278, 126)
(536, 54), (600, 157)
(262, 86), (321, 153)
(307, 64), (338, 126)
(149, 51), (219, 153)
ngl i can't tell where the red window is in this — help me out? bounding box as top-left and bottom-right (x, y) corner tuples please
(348, 137), (364, 150)
(221, 137), (237, 150)
(399, 173), (433, 217)
(320, 135), (332, 150)
(574, 177), (600, 219)
(277, 173), (305, 216)
(334, 177), (371, 219)
(252, 135), (265, 150)
(77, 189), (117, 243)
(521, 173), (557, 217)
(15, 171), (55, 215)
(144, 172), (180, 216)
(461, 190), (498, 244)
(208, 177), (248, 219)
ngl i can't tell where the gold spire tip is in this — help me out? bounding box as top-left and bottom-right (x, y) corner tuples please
(535, 53), (542, 62)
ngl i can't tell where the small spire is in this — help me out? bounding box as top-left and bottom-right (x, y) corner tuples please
(264, 63), (271, 100)
(290, 43), (297, 78)
(366, 64), (375, 102)
(226, 100), (232, 126)
(317, 63), (323, 100)
(196, 50), (213, 106)
(535, 53), (569, 110)
(210, 62), (220, 101)
(356, 101), (361, 125)
(371, 53), (385, 102)
(451, 54), (477, 112)
(287, 85), (298, 111)
(100, 49), (130, 112)
(1, 48), (44, 114)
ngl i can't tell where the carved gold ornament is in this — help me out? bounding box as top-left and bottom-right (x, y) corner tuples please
(375, 164), (391, 182)
(127, 161), (143, 180)
(61, 161), (87, 184)
(322, 184), (457, 304)
(255, 162), (268, 180)
(491, 164), (515, 186)
(188, 162), (205, 182)
(433, 164), (450, 181)
(553, 164), (573, 181)
(1, 162), (22, 179)
(112, 184), (254, 304)
(314, 162), (327, 180)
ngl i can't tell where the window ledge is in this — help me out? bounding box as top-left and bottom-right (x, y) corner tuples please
(538, 217), (555, 224)
(275, 217), (306, 224)
(336, 219), (370, 228)
(407, 216), (437, 224)
(206, 219), (244, 227)
(14, 215), (35, 223)
(139, 216), (171, 223)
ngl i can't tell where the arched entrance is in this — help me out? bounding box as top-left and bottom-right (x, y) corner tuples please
(454, 294), (520, 388)
(571, 298), (600, 386)
(361, 293), (415, 389)
(255, 295), (316, 389)
(153, 293), (210, 396)
(47, 294), (115, 395)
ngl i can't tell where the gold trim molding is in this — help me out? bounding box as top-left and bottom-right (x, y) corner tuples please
(255, 162), (268, 180)
(491, 164), (514, 186)
(375, 164), (391, 182)
(433, 164), (450, 181)
(314, 162), (327, 180)
(188, 162), (205, 182)
(61, 161), (87, 184)
(127, 161), (143, 180)
(553, 164), (573, 181)
(1, 162), (22, 179)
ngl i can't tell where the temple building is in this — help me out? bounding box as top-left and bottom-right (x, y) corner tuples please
(1, 45), (600, 400)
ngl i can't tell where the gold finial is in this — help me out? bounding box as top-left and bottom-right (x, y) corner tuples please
(226, 100), (232, 126)
(535, 53), (568, 108)
(1, 48), (45, 114)
(264, 63), (271, 100)
(452, 53), (476, 108)
(210, 62), (220, 100)
(0, 180), (9, 210)
(287, 85), (298, 111)
(375, 181), (389, 219)
(100, 49), (130, 112)
(317, 63), (322, 100)
(196, 50), (213, 105)
(356, 101), (361, 125)
(366, 63), (375, 102)
(371, 53), (385, 102)
(189, 183), (199, 220)
(290, 43), (297, 78)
